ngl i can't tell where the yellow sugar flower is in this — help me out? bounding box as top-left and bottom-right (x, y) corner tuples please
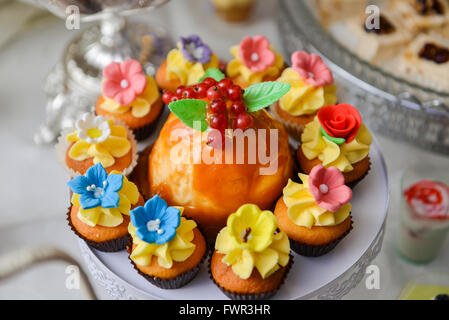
(66, 114), (131, 168)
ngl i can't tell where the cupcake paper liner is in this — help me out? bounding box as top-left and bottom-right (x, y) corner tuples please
(66, 206), (129, 252)
(129, 144), (154, 201)
(56, 117), (138, 177)
(346, 159), (371, 189)
(126, 234), (207, 290)
(131, 105), (165, 141)
(289, 219), (353, 257)
(269, 102), (307, 141)
(209, 252), (294, 300)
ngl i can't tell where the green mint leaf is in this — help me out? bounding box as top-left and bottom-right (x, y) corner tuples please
(320, 127), (346, 145)
(168, 99), (208, 132)
(199, 68), (225, 83)
(243, 82), (291, 113)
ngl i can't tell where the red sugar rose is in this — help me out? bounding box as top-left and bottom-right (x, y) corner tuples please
(317, 104), (362, 143)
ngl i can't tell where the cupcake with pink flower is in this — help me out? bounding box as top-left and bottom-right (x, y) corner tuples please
(226, 35), (286, 89)
(270, 51), (338, 140)
(274, 165), (353, 257)
(95, 59), (163, 141)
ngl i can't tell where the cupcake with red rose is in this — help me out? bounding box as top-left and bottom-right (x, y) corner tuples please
(210, 204), (292, 299)
(156, 35), (220, 92)
(127, 195), (207, 289)
(67, 163), (144, 252)
(270, 51), (337, 140)
(297, 104), (372, 187)
(95, 59), (163, 141)
(274, 165), (353, 257)
(226, 35), (286, 89)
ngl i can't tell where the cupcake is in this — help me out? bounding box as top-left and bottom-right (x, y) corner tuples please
(274, 165), (353, 257)
(297, 104), (372, 187)
(95, 59), (163, 141)
(57, 113), (137, 177)
(67, 163), (144, 252)
(156, 35), (220, 92)
(210, 204), (292, 299)
(211, 0), (256, 22)
(127, 195), (207, 289)
(150, 69), (293, 239)
(226, 35), (285, 89)
(270, 51), (337, 140)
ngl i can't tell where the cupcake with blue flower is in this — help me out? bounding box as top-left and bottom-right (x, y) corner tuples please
(127, 195), (207, 289)
(156, 35), (220, 92)
(67, 163), (144, 252)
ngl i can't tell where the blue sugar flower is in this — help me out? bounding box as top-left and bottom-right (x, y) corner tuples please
(180, 35), (212, 64)
(67, 163), (123, 210)
(130, 195), (181, 245)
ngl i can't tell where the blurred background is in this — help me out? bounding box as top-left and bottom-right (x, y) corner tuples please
(0, 0), (448, 299)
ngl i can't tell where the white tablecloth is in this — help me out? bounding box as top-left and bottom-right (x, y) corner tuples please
(0, 0), (448, 299)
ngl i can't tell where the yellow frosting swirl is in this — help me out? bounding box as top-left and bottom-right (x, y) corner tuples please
(166, 43), (220, 86)
(226, 45), (284, 86)
(283, 174), (351, 229)
(277, 68), (337, 116)
(72, 172), (139, 227)
(128, 207), (197, 269)
(66, 119), (131, 168)
(301, 117), (372, 172)
(215, 204), (290, 280)
(100, 76), (160, 118)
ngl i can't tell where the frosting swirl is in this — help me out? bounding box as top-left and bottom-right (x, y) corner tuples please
(165, 43), (220, 86)
(215, 204), (290, 280)
(283, 173), (351, 229)
(301, 117), (372, 172)
(128, 206), (197, 269)
(277, 68), (337, 116)
(100, 76), (160, 118)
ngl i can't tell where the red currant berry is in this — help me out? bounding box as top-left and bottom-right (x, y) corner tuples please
(193, 84), (208, 98)
(228, 85), (243, 101)
(181, 87), (196, 99)
(207, 86), (224, 100)
(202, 77), (217, 87)
(207, 130), (225, 149)
(170, 96), (179, 103)
(230, 101), (246, 115)
(175, 86), (186, 97)
(236, 113), (253, 131)
(210, 99), (227, 114)
(217, 78), (233, 91)
(210, 113), (228, 130)
(162, 91), (175, 104)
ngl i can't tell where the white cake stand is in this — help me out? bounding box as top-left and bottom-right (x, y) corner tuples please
(77, 115), (389, 300)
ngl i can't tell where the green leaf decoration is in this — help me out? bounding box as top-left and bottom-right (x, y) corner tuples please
(199, 68), (225, 83)
(243, 82), (291, 113)
(320, 127), (346, 145)
(168, 99), (208, 132)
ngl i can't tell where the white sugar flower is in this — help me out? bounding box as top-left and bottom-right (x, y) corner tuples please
(76, 113), (111, 144)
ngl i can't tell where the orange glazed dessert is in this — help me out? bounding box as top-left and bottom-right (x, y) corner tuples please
(150, 69), (294, 238)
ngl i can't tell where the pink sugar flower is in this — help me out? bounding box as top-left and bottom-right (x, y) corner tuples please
(238, 35), (276, 72)
(308, 165), (352, 212)
(291, 51), (333, 87)
(102, 59), (147, 106)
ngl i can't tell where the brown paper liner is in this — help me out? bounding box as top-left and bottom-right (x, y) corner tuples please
(126, 235), (208, 290)
(66, 206), (129, 252)
(289, 219), (353, 257)
(132, 108), (164, 141)
(129, 144), (154, 201)
(209, 252), (294, 300)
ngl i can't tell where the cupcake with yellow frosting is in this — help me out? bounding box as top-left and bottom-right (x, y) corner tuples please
(211, 0), (256, 22)
(57, 113), (137, 177)
(274, 165), (353, 257)
(156, 35), (220, 92)
(270, 51), (338, 140)
(297, 104), (372, 187)
(95, 59), (163, 141)
(226, 35), (285, 89)
(210, 204), (292, 299)
(67, 163), (144, 252)
(128, 195), (207, 289)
